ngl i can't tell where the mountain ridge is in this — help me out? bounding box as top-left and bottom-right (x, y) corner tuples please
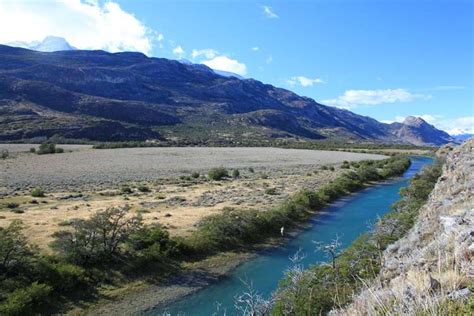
(0, 44), (454, 146)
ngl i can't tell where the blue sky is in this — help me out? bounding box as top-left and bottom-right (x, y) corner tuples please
(0, 0), (472, 134)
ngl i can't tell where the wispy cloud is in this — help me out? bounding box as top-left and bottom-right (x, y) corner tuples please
(287, 76), (325, 87)
(266, 55), (273, 64)
(251, 46), (259, 51)
(323, 89), (431, 109)
(262, 5), (278, 19)
(0, 0), (156, 54)
(191, 48), (218, 59)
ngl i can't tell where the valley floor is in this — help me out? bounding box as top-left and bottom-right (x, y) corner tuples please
(0, 145), (384, 249)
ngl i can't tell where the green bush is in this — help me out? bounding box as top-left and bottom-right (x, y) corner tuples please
(29, 148), (36, 153)
(34, 259), (88, 292)
(191, 171), (200, 179)
(137, 185), (150, 193)
(0, 282), (52, 315)
(208, 167), (229, 181)
(37, 142), (63, 155)
(31, 188), (45, 198)
(265, 187), (278, 195)
(1, 149), (9, 159)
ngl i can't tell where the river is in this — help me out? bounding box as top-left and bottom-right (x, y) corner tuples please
(149, 156), (432, 316)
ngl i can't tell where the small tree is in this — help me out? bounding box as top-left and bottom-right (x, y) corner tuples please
(314, 235), (342, 269)
(234, 278), (274, 316)
(52, 206), (142, 264)
(0, 220), (36, 271)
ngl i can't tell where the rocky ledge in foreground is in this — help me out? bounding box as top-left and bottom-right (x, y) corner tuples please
(335, 139), (473, 314)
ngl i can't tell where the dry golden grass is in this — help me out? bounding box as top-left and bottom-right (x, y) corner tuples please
(0, 167), (344, 250)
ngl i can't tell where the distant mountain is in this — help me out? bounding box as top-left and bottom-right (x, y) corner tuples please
(452, 133), (473, 143)
(7, 36), (76, 52)
(0, 44), (453, 145)
(388, 116), (455, 146)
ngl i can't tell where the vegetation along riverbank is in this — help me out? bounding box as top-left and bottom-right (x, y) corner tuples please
(270, 145), (470, 315)
(0, 155), (411, 314)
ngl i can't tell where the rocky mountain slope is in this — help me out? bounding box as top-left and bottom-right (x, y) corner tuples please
(335, 139), (473, 314)
(0, 44), (454, 145)
(389, 116), (454, 146)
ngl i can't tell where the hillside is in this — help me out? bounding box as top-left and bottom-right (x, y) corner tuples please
(0, 44), (454, 145)
(336, 139), (473, 314)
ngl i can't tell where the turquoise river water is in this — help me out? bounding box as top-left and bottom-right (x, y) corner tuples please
(149, 156), (432, 316)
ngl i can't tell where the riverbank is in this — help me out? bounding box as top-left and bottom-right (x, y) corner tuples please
(78, 156), (413, 315)
(0, 155), (412, 315)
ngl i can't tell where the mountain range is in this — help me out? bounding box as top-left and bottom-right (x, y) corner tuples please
(0, 40), (455, 146)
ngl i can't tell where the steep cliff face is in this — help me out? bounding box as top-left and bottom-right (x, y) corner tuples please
(335, 139), (473, 314)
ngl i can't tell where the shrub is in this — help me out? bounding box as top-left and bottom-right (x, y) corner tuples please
(208, 167), (229, 181)
(248, 167), (255, 173)
(54, 147), (64, 154)
(120, 186), (133, 194)
(0, 282), (52, 315)
(265, 188), (278, 195)
(137, 185), (150, 193)
(191, 171), (200, 179)
(34, 259), (88, 292)
(232, 169), (240, 178)
(6, 202), (19, 209)
(1, 149), (9, 159)
(31, 187), (45, 198)
(129, 224), (180, 258)
(29, 148), (36, 153)
(37, 142), (58, 155)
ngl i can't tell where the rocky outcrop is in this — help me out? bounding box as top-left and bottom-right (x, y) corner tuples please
(334, 139), (473, 314)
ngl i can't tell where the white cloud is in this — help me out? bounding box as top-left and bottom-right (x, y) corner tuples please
(266, 55), (273, 64)
(202, 56), (247, 76)
(262, 5), (278, 19)
(172, 45), (185, 57)
(287, 76), (325, 87)
(383, 114), (474, 135)
(323, 89), (431, 109)
(0, 0), (156, 54)
(252, 46), (259, 51)
(191, 48), (219, 59)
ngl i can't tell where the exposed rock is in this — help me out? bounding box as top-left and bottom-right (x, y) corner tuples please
(334, 139), (474, 314)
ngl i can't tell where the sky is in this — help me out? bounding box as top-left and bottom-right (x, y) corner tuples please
(0, 0), (472, 135)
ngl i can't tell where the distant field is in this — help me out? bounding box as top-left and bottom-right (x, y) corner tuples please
(0, 144), (385, 190)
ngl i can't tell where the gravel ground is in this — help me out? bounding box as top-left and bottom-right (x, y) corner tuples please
(0, 144), (385, 191)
